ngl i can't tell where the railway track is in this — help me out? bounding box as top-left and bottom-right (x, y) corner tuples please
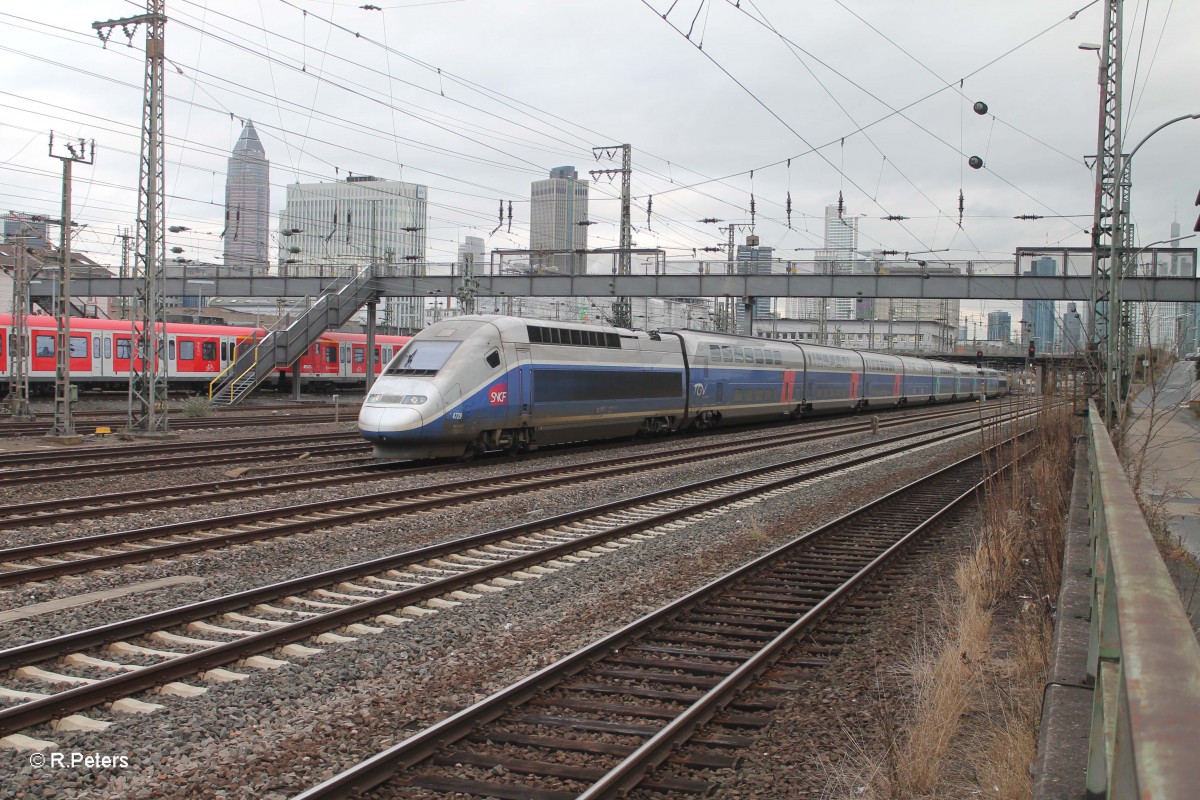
(0, 432), (370, 487)
(0, 406), (1035, 746)
(0, 401), (999, 530)
(0, 404), (1026, 588)
(294, 439), (1015, 799)
(0, 409), (347, 439)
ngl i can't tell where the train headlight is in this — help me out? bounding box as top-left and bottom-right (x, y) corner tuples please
(402, 395), (427, 405)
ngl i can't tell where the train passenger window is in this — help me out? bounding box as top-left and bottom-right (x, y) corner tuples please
(179, 341), (195, 360)
(70, 336), (88, 358)
(117, 339), (131, 359)
(720, 346), (732, 362)
(605, 333), (620, 348)
(202, 342), (217, 360)
(221, 342), (228, 360)
(353, 348), (364, 364)
(104, 338), (112, 358)
(326, 345), (337, 363)
(93, 336), (100, 354)
(731, 347), (741, 363)
(168, 340), (175, 360)
(709, 344), (721, 360)
(485, 350), (500, 368)
(754, 349), (764, 364)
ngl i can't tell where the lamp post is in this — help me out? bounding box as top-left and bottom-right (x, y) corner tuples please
(1105, 119), (1200, 433)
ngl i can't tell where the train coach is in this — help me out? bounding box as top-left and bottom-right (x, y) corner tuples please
(359, 315), (1008, 460)
(0, 314), (409, 393)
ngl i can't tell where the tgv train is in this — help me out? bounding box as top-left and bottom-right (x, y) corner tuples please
(0, 314), (410, 392)
(359, 315), (1008, 459)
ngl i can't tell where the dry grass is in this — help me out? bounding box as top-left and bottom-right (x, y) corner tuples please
(851, 397), (1076, 798)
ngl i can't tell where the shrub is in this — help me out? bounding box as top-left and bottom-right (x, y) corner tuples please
(181, 395), (212, 418)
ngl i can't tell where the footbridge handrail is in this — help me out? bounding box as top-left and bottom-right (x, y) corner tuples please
(1085, 399), (1200, 798)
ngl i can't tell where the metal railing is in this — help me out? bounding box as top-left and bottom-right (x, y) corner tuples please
(1085, 400), (1200, 797)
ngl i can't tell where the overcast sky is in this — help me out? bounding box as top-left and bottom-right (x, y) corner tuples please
(3, 0), (1198, 325)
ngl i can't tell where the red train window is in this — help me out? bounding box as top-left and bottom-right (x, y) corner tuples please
(117, 338), (131, 359)
(202, 341), (216, 360)
(325, 345), (337, 362)
(180, 340), (195, 360)
(69, 336), (87, 358)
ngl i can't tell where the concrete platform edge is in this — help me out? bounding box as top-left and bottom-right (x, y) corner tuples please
(1031, 436), (1093, 799)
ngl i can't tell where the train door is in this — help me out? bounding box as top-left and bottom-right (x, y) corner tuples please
(340, 343), (350, 378)
(100, 334), (114, 377)
(91, 334), (102, 378)
(69, 333), (91, 378)
(513, 346), (532, 422)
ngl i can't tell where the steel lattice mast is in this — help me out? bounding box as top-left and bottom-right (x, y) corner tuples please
(591, 145), (632, 329)
(1087, 0), (1123, 425)
(95, 1), (170, 434)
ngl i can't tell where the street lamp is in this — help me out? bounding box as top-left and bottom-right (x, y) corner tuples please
(1105, 116), (1200, 427)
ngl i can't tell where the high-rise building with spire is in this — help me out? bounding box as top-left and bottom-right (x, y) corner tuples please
(224, 120), (270, 273)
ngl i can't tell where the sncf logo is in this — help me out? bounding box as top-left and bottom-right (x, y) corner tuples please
(488, 384), (508, 405)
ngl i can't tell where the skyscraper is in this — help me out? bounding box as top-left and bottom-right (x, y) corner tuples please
(530, 166), (589, 275)
(1023, 256), (1058, 352)
(820, 204), (860, 321)
(278, 175), (428, 331)
(736, 234), (774, 323)
(1062, 302), (1084, 354)
(223, 120), (270, 273)
(987, 311), (1012, 343)
(457, 235), (485, 268)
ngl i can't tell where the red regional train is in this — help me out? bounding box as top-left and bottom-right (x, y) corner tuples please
(0, 314), (410, 394)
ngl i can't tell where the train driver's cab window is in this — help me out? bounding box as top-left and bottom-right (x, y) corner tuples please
(485, 349), (500, 368)
(36, 335), (54, 357)
(70, 336), (88, 358)
(385, 341), (460, 377)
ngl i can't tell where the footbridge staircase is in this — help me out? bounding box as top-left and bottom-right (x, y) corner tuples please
(208, 268), (378, 406)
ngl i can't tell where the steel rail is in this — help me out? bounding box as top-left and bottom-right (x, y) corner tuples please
(293, 438), (1025, 799)
(0, 431), (356, 468)
(0, 409), (1018, 587)
(0, 410), (1035, 736)
(0, 401), (999, 530)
